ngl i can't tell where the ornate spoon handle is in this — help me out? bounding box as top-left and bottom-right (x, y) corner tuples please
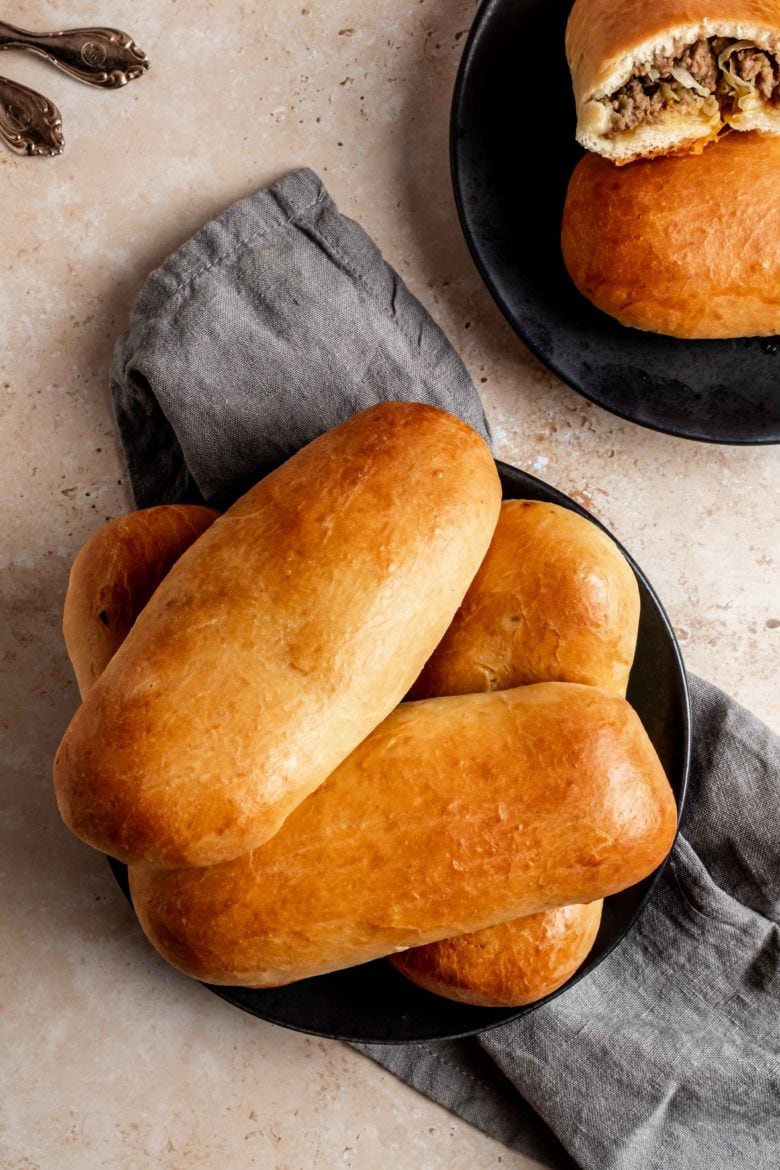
(0, 75), (63, 155)
(0, 21), (149, 88)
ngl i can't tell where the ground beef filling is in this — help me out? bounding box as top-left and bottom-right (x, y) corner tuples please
(602, 37), (780, 135)
(731, 46), (780, 99)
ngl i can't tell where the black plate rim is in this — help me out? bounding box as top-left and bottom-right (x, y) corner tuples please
(450, 0), (780, 447)
(108, 461), (692, 1043)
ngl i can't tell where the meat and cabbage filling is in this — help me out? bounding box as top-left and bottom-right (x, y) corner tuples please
(601, 38), (780, 135)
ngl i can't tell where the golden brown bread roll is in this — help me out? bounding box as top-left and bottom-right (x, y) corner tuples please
(63, 505), (219, 699)
(395, 501), (639, 1007)
(60, 499), (602, 1005)
(409, 500), (640, 701)
(562, 132), (780, 338)
(63, 496), (611, 1006)
(392, 903), (604, 1008)
(567, 0), (780, 164)
(128, 683), (677, 988)
(53, 402), (502, 869)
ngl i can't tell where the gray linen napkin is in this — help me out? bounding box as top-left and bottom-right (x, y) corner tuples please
(111, 167), (488, 511)
(357, 676), (780, 1169)
(110, 169), (780, 1170)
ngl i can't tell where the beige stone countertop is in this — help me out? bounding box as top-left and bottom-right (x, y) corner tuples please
(1, 2), (777, 1168)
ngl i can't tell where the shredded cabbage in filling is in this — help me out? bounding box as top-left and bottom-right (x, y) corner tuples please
(598, 37), (780, 137)
(718, 41), (768, 112)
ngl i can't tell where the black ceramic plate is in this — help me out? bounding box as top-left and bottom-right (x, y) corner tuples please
(452, 0), (780, 444)
(109, 464), (690, 1043)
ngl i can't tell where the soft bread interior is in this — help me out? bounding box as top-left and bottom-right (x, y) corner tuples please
(573, 23), (780, 162)
(577, 112), (720, 163)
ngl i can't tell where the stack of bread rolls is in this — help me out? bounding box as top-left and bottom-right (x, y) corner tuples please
(54, 402), (677, 1005)
(562, 0), (780, 338)
(393, 500), (640, 1006)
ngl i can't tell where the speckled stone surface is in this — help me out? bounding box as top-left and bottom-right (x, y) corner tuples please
(0, 2), (777, 1168)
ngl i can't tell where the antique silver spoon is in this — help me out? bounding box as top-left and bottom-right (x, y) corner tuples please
(0, 75), (63, 155)
(0, 20), (149, 88)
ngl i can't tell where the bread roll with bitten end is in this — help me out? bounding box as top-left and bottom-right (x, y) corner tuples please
(129, 683), (677, 988)
(53, 402), (502, 869)
(63, 505), (219, 699)
(567, 0), (780, 164)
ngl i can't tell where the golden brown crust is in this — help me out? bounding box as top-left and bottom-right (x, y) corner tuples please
(399, 499), (637, 1007)
(562, 132), (780, 338)
(62, 505), (220, 698)
(410, 500), (639, 701)
(53, 403), (501, 869)
(128, 684), (677, 988)
(566, 0), (780, 161)
(390, 902), (603, 1007)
